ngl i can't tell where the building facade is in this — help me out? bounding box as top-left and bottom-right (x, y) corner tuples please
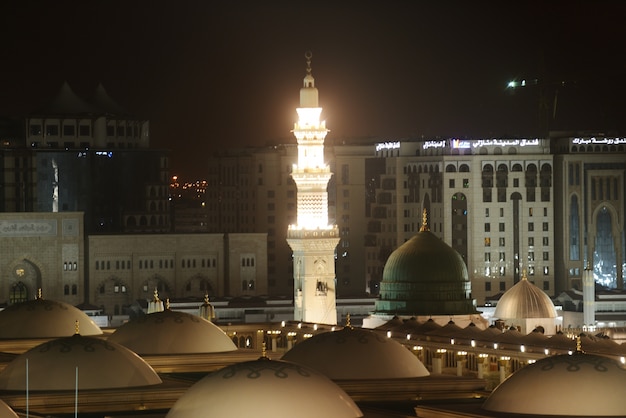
(0, 82), (170, 235)
(202, 134), (625, 308)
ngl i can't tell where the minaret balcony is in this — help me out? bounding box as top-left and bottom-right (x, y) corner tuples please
(287, 226), (339, 239)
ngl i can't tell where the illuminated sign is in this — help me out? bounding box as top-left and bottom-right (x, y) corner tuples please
(452, 139), (471, 149)
(423, 140), (446, 149)
(423, 138), (540, 150)
(471, 139), (539, 148)
(375, 141), (400, 152)
(572, 137), (626, 145)
(95, 151), (113, 158)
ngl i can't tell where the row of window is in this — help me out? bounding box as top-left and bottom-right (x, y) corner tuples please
(485, 280), (550, 292)
(63, 284), (78, 295)
(484, 236), (550, 248)
(484, 266), (550, 277)
(485, 207), (548, 217)
(63, 261), (78, 271)
(241, 257), (256, 267)
(29, 124), (141, 138)
(95, 258), (218, 270)
(484, 250), (550, 262)
(484, 222), (550, 232)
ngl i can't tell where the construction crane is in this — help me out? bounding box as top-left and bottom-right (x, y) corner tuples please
(505, 77), (573, 135)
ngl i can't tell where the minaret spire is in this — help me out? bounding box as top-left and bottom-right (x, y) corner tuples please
(287, 52), (339, 325)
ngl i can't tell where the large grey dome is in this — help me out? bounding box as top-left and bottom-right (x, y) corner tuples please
(281, 327), (429, 379)
(483, 352), (626, 416)
(108, 309), (236, 354)
(494, 273), (557, 319)
(0, 334), (161, 391)
(0, 296), (102, 339)
(166, 357), (362, 418)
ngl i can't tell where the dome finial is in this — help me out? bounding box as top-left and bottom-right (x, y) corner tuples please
(419, 208), (430, 232)
(575, 335), (584, 353)
(165, 298), (170, 310)
(74, 319), (80, 335)
(304, 50), (313, 76)
(521, 269), (528, 281)
(260, 341), (270, 360)
(153, 288), (160, 302)
(37, 288), (43, 300)
(345, 313), (352, 329)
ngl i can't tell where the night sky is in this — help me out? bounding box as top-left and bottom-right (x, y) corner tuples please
(1, 1), (625, 179)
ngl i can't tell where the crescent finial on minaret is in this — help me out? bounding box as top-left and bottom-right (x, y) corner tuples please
(419, 208), (430, 232)
(305, 51), (312, 75)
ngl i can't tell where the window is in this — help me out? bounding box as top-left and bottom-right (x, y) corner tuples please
(499, 281), (506, 291)
(529, 207), (533, 216)
(485, 208), (489, 217)
(528, 251), (535, 261)
(543, 237), (549, 246)
(543, 252), (549, 261)
(499, 252), (505, 262)
(484, 237), (491, 247)
(528, 237), (534, 246)
(485, 282), (492, 292)
(528, 222), (534, 231)
(45, 124), (59, 136)
(449, 179), (455, 188)
(499, 237), (505, 246)
(79, 125), (90, 136)
(543, 222), (549, 231)
(544, 207), (548, 216)
(543, 281), (549, 290)
(500, 208), (504, 217)
(30, 124), (42, 135)
(485, 252), (491, 262)
(499, 266), (506, 276)
(63, 125), (75, 136)
(463, 179), (469, 188)
(528, 266), (535, 276)
(499, 223), (505, 232)
(513, 178), (519, 187)
(544, 266), (549, 275)
(484, 223), (490, 232)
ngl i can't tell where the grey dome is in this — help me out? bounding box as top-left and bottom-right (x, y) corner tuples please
(282, 327), (429, 379)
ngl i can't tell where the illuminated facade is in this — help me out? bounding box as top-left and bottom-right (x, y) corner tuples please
(286, 53), (339, 324)
(552, 135), (626, 292)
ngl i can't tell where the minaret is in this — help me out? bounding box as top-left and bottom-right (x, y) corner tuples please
(582, 262), (595, 328)
(287, 52), (339, 325)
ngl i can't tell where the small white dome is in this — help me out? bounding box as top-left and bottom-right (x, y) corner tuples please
(108, 309), (236, 354)
(483, 352), (626, 416)
(0, 334), (161, 391)
(166, 357), (362, 418)
(494, 274), (557, 319)
(281, 327), (429, 379)
(0, 298), (102, 339)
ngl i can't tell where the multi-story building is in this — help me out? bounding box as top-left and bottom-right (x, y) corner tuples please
(552, 134), (626, 291)
(203, 133), (625, 306)
(0, 82), (170, 235)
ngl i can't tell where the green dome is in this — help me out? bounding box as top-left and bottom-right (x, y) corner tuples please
(375, 230), (476, 316)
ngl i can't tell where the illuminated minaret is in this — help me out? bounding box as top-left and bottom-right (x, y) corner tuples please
(287, 52), (339, 325)
(582, 262), (595, 328)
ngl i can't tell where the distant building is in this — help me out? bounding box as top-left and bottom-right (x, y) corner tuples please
(0, 82), (170, 235)
(203, 134), (626, 313)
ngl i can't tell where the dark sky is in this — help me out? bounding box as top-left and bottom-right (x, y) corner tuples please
(1, 1), (625, 179)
